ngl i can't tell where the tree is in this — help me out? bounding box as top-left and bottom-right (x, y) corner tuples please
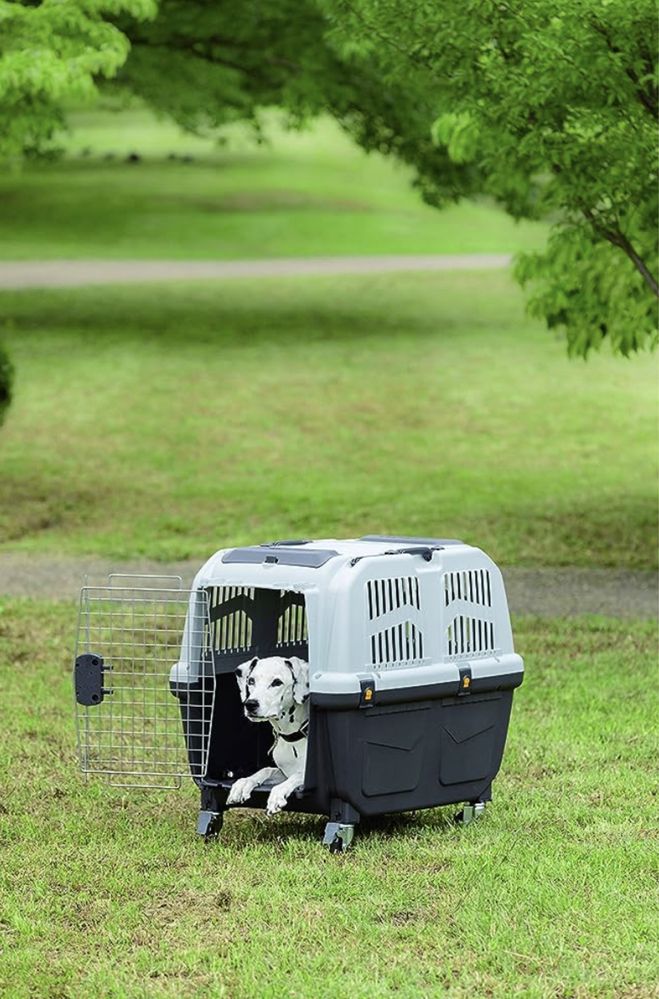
(1, 1), (656, 356)
(319, 0), (658, 356)
(0, 0), (155, 160)
(116, 0), (472, 201)
(116, 0), (658, 355)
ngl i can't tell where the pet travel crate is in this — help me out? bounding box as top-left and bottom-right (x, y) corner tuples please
(74, 536), (524, 851)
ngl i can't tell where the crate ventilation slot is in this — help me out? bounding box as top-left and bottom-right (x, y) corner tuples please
(276, 596), (307, 648)
(447, 616), (495, 657)
(367, 576), (420, 620)
(443, 570), (492, 607)
(370, 622), (424, 667)
(207, 586), (255, 653)
(366, 576), (424, 668)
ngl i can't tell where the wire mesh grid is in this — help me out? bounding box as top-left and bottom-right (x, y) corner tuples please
(74, 578), (214, 789)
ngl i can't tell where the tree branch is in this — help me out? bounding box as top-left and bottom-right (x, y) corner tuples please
(585, 210), (659, 296)
(606, 231), (659, 297)
(590, 20), (658, 120)
(131, 38), (295, 83)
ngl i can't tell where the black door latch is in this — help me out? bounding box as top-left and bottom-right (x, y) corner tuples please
(74, 653), (112, 706)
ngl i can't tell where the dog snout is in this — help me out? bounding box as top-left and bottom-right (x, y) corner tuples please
(244, 698), (259, 714)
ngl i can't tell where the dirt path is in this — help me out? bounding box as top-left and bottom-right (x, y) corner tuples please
(0, 254), (512, 289)
(0, 553), (655, 617)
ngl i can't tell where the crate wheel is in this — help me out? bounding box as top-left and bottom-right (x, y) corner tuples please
(323, 820), (355, 853)
(454, 802), (486, 826)
(197, 809), (224, 840)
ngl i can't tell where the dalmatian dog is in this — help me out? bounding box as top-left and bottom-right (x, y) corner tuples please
(226, 655), (309, 816)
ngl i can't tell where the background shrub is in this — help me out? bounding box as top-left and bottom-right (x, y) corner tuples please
(0, 343), (13, 426)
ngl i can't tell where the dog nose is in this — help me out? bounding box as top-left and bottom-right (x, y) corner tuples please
(245, 699), (259, 713)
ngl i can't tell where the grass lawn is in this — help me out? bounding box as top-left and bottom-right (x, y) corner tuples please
(0, 602), (656, 998)
(0, 110), (547, 261)
(0, 271), (656, 569)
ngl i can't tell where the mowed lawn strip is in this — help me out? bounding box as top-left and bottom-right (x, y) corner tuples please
(0, 271), (656, 568)
(0, 603), (656, 998)
(0, 110), (547, 261)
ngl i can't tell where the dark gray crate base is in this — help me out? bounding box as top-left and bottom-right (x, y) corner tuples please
(189, 686), (513, 822)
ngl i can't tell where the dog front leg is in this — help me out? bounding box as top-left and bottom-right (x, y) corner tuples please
(226, 767), (281, 805)
(265, 772), (305, 816)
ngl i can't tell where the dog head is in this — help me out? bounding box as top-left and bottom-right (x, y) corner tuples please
(235, 655), (309, 722)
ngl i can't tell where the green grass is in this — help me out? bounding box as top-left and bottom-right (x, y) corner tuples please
(0, 271), (656, 568)
(0, 110), (547, 261)
(0, 602), (656, 998)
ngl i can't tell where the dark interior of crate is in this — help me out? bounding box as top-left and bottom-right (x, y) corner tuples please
(202, 586), (308, 780)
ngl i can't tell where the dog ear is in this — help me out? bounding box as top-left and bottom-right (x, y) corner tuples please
(285, 657), (309, 705)
(236, 656), (258, 678)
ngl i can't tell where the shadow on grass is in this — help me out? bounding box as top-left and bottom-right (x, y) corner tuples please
(196, 805), (456, 853)
(0, 274), (510, 348)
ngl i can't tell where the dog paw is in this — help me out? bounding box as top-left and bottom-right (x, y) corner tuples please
(265, 787), (289, 816)
(226, 778), (253, 805)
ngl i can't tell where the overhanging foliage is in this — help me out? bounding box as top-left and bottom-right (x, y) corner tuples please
(0, 0), (656, 357)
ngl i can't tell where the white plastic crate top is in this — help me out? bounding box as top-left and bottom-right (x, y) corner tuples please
(170, 536), (523, 698)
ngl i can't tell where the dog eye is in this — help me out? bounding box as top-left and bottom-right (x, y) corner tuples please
(270, 679), (283, 687)
(247, 677), (255, 687)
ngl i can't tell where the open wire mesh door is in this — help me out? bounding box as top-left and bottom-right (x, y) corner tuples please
(74, 576), (214, 789)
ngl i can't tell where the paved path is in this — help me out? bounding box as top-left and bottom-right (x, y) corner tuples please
(0, 554), (655, 617)
(0, 254), (512, 289)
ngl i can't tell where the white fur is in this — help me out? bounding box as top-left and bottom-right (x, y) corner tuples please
(226, 655), (309, 816)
